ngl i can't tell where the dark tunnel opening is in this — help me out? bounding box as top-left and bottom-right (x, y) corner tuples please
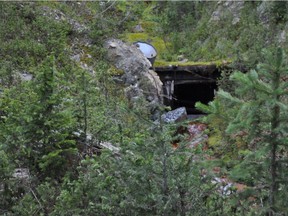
(171, 82), (217, 114)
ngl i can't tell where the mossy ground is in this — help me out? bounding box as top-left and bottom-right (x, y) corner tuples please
(153, 59), (230, 67)
(120, 2), (231, 68)
(121, 32), (169, 60)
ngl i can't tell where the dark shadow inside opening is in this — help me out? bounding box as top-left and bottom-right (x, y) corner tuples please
(171, 82), (217, 114)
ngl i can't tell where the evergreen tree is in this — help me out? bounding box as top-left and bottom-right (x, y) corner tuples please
(52, 106), (212, 215)
(0, 56), (77, 179)
(198, 48), (288, 214)
(28, 56), (77, 179)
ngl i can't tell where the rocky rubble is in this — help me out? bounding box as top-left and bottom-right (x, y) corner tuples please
(40, 4), (96, 75)
(187, 122), (208, 148)
(41, 5), (89, 34)
(211, 1), (288, 45)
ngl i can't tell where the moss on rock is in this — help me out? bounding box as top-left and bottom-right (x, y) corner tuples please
(107, 66), (125, 76)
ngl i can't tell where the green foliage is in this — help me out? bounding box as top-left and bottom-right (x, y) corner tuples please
(156, 1), (288, 66)
(24, 56), (77, 178)
(52, 119), (212, 215)
(12, 180), (59, 216)
(89, 1), (142, 47)
(0, 2), (71, 71)
(0, 150), (15, 214)
(198, 48), (288, 214)
(2, 1), (288, 215)
(196, 98), (244, 162)
(157, 1), (215, 60)
(270, 1), (288, 23)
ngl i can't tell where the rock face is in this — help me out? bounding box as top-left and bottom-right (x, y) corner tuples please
(105, 39), (163, 119)
(210, 1), (244, 25)
(41, 5), (89, 34)
(210, 1), (288, 45)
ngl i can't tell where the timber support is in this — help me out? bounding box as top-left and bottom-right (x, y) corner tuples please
(154, 64), (226, 114)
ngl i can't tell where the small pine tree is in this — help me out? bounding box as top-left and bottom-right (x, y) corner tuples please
(198, 48), (288, 215)
(52, 105), (212, 215)
(28, 56), (77, 179)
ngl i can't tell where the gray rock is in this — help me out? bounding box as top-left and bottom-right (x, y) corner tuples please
(232, 17), (240, 25)
(257, 1), (273, 25)
(105, 39), (163, 118)
(211, 10), (221, 21)
(278, 30), (286, 44)
(12, 168), (30, 180)
(177, 54), (184, 61)
(210, 0), (244, 24)
(41, 6), (94, 78)
(134, 24), (144, 33)
(161, 107), (187, 123)
(180, 58), (188, 63)
(41, 6), (89, 34)
(20, 72), (33, 81)
(125, 85), (144, 101)
(100, 141), (120, 154)
(105, 39), (152, 74)
(71, 54), (81, 62)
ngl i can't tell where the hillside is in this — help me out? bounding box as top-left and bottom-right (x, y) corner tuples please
(0, 1), (287, 215)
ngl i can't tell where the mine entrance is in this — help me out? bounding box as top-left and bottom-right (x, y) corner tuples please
(172, 81), (217, 114)
(154, 64), (222, 114)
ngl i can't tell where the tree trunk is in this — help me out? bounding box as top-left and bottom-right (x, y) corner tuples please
(269, 57), (281, 215)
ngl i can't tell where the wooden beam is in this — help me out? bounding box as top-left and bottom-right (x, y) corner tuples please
(154, 64), (218, 73)
(154, 64), (224, 81)
(174, 80), (216, 85)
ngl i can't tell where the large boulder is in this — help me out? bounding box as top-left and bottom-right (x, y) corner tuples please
(105, 39), (163, 119)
